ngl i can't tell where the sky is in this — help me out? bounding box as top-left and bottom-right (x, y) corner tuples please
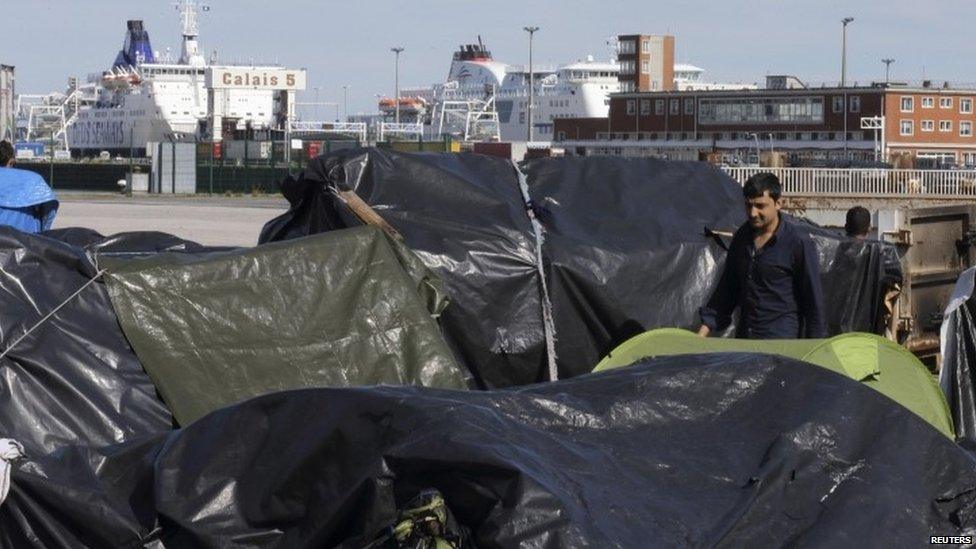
(2, 0), (974, 117)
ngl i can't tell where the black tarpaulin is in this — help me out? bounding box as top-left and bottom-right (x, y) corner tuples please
(260, 148), (547, 388)
(3, 354), (976, 547)
(941, 267), (976, 443)
(523, 157), (745, 377)
(0, 228), (173, 457)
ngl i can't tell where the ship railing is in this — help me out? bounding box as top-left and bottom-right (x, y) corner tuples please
(722, 166), (976, 199)
(289, 121), (367, 142)
(378, 122), (424, 141)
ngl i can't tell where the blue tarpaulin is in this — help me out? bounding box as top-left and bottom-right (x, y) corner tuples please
(0, 168), (58, 233)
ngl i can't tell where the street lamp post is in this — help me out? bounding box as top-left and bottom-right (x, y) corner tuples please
(341, 85), (350, 121)
(882, 58), (895, 84)
(313, 87), (320, 120)
(523, 26), (539, 142)
(390, 47), (404, 125)
(767, 133), (774, 155)
(841, 17), (854, 87)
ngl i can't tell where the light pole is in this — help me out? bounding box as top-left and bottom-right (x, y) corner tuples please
(882, 58), (895, 84)
(313, 87), (320, 120)
(841, 17), (854, 87)
(341, 85), (350, 121)
(767, 133), (774, 155)
(523, 26), (539, 142)
(390, 47), (404, 125)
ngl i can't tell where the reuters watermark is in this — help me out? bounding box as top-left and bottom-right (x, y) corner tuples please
(930, 535), (973, 545)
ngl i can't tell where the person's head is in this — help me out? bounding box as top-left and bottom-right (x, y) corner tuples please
(742, 172), (782, 231)
(845, 206), (871, 239)
(0, 141), (13, 168)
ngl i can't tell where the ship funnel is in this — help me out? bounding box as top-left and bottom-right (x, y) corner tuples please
(113, 19), (156, 68)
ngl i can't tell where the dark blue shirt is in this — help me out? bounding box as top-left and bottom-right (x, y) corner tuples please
(700, 215), (827, 339)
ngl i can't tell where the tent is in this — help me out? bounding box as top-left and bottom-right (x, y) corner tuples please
(596, 328), (953, 438)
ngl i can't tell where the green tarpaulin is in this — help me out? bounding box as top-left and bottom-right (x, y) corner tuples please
(595, 328), (953, 438)
(105, 226), (468, 425)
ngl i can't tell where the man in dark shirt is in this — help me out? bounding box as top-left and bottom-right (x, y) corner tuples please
(698, 172), (826, 339)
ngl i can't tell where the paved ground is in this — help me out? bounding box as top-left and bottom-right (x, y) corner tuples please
(52, 193), (291, 247)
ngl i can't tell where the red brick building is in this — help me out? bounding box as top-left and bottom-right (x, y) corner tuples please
(554, 81), (976, 166)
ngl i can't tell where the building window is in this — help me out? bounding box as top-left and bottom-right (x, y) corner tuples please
(655, 99), (664, 115)
(832, 96), (844, 113)
(684, 99), (694, 115)
(941, 97), (953, 109)
(849, 96), (860, 113)
(900, 120), (914, 135)
(940, 120), (953, 132)
(921, 120), (935, 132)
(642, 39), (650, 53)
(640, 99), (651, 115)
(962, 98), (974, 114)
(641, 60), (649, 73)
(626, 100), (636, 115)
(556, 131), (566, 141)
(670, 99), (679, 115)
(922, 97), (935, 108)
(961, 121), (973, 137)
(900, 96), (914, 112)
(697, 96), (824, 125)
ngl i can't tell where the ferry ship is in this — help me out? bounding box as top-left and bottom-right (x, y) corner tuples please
(382, 40), (619, 142)
(66, 1), (298, 156)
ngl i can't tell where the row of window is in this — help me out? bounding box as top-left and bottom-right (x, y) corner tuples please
(900, 119), (973, 136)
(901, 96), (973, 113)
(619, 61), (656, 75)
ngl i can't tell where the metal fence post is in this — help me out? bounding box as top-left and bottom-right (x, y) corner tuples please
(171, 140), (176, 194)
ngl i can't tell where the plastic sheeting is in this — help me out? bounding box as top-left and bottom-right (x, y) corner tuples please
(0, 228), (173, 457)
(4, 355), (976, 546)
(261, 149), (547, 388)
(261, 149), (904, 385)
(941, 267), (976, 443)
(106, 226), (469, 425)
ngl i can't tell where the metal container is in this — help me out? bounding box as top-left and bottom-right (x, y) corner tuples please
(879, 204), (976, 369)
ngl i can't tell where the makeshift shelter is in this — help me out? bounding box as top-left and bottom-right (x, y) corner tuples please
(596, 328), (952, 438)
(105, 226), (468, 425)
(941, 267), (976, 443)
(0, 228), (172, 457)
(4, 356), (975, 546)
(261, 149), (904, 386)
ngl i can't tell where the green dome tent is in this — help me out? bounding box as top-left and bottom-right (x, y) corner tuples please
(595, 328), (954, 438)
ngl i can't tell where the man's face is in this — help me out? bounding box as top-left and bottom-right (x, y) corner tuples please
(745, 191), (781, 230)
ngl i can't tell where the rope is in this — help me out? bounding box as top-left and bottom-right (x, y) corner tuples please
(0, 269), (107, 362)
(513, 162), (559, 382)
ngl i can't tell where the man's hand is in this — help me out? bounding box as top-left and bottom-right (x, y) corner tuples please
(697, 325), (710, 337)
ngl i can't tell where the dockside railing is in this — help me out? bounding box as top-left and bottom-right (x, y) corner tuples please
(722, 167), (976, 199)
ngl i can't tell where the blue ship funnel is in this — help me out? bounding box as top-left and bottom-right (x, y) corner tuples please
(113, 20), (156, 68)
